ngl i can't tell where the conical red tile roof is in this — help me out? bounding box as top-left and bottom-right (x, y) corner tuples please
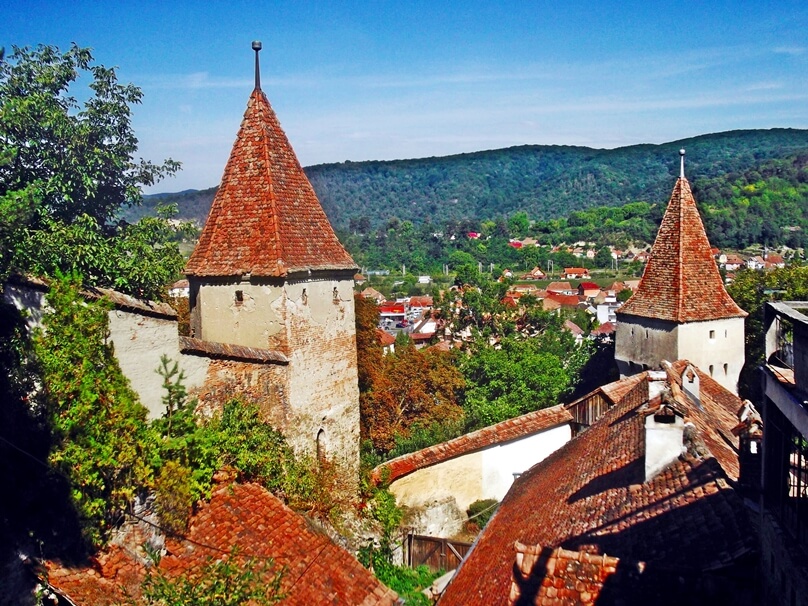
(618, 177), (746, 322)
(186, 89), (356, 277)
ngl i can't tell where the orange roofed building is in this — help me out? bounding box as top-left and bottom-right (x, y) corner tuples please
(615, 151), (746, 394)
(439, 362), (759, 605)
(183, 44), (360, 472)
(47, 482), (397, 605)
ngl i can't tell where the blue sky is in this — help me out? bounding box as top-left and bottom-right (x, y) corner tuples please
(4, 1), (807, 192)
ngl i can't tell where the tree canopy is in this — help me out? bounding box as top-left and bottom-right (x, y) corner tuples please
(0, 44), (184, 298)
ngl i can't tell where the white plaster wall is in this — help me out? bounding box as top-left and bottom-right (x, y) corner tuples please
(196, 282), (284, 349)
(107, 310), (210, 419)
(676, 317), (745, 394)
(285, 276), (360, 475)
(481, 424), (572, 502)
(644, 415), (685, 480)
(3, 283), (208, 420)
(390, 451), (484, 513)
(390, 423), (571, 513)
(615, 316), (678, 376)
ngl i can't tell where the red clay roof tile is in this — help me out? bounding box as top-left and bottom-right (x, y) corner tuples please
(618, 178), (746, 323)
(185, 89), (356, 278)
(372, 405), (572, 485)
(48, 483), (397, 606)
(439, 364), (754, 606)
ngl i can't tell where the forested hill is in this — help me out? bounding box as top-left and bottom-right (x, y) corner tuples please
(139, 128), (808, 230)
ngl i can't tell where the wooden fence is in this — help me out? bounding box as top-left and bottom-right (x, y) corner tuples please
(405, 533), (472, 573)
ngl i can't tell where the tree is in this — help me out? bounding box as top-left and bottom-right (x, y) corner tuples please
(727, 264), (808, 398)
(461, 333), (589, 428)
(0, 44), (183, 298)
(137, 547), (284, 606)
(360, 342), (465, 454)
(33, 274), (156, 547)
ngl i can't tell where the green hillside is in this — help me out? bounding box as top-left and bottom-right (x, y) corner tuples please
(135, 128), (808, 234)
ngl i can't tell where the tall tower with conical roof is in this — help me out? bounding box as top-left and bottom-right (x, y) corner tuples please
(615, 151), (747, 394)
(185, 43), (360, 469)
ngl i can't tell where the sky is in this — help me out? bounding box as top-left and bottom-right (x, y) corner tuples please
(4, 1), (808, 193)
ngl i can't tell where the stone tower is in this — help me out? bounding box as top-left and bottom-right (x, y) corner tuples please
(184, 43), (360, 468)
(615, 151), (747, 394)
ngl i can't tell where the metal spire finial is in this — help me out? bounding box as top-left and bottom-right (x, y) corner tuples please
(252, 41), (262, 91)
(679, 148), (686, 179)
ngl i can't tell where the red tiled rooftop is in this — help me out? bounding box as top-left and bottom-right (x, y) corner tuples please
(509, 543), (620, 606)
(376, 328), (396, 347)
(372, 405), (572, 485)
(48, 483), (397, 606)
(546, 281), (573, 293)
(439, 364), (754, 605)
(185, 88), (356, 278)
(618, 178), (746, 323)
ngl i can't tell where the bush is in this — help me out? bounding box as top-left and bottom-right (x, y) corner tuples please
(466, 498), (499, 529)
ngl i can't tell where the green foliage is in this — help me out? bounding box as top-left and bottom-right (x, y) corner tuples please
(33, 274), (156, 547)
(0, 44), (183, 298)
(359, 489), (437, 606)
(462, 334), (588, 428)
(727, 263), (808, 398)
(153, 460), (194, 536)
(137, 547), (284, 606)
(466, 498), (499, 529)
(152, 374), (343, 522)
(387, 418), (466, 460)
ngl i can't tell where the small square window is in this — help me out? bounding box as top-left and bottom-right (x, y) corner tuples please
(709, 330), (715, 339)
(235, 290), (244, 305)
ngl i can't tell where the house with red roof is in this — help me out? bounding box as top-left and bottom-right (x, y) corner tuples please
(521, 266), (547, 281)
(46, 481), (397, 605)
(563, 267), (590, 279)
(361, 286), (387, 305)
(545, 281), (574, 295)
(577, 281), (600, 298)
(182, 44), (361, 471)
(373, 405), (574, 536)
(616, 152), (746, 395)
(439, 362), (759, 605)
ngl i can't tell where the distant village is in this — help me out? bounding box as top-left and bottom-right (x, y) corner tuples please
(12, 44), (807, 606)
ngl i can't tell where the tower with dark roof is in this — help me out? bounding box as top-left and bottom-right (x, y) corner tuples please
(185, 43), (360, 470)
(615, 151), (747, 394)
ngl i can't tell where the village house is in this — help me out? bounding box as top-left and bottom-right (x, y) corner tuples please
(361, 286), (387, 305)
(521, 266), (547, 280)
(723, 253), (746, 271)
(545, 281), (575, 295)
(563, 267), (590, 280)
(439, 362), (759, 605)
(577, 281), (600, 299)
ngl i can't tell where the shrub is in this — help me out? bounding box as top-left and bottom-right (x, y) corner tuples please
(466, 498), (499, 529)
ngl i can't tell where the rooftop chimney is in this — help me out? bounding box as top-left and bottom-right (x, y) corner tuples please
(644, 395), (686, 482)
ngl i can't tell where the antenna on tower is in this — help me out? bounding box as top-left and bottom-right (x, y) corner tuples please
(252, 40), (262, 91)
(679, 148), (686, 179)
